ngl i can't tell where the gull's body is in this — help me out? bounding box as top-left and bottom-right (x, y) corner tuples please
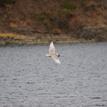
(46, 41), (61, 64)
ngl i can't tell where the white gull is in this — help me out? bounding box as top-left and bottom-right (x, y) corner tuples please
(46, 41), (61, 64)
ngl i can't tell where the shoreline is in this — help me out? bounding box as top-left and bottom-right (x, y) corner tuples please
(0, 33), (106, 46)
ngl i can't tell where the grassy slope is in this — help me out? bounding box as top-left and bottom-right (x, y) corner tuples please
(0, 0), (107, 44)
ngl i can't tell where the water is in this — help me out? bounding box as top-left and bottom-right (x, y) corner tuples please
(0, 43), (107, 107)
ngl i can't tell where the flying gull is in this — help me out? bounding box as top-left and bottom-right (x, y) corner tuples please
(46, 41), (61, 64)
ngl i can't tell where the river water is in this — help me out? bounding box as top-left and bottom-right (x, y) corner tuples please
(0, 43), (107, 107)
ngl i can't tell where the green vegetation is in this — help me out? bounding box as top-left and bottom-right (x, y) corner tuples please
(63, 1), (76, 11)
(61, 0), (76, 15)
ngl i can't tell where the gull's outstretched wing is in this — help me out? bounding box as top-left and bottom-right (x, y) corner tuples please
(49, 41), (56, 54)
(51, 55), (61, 64)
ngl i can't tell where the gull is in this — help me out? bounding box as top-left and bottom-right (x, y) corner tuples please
(46, 41), (61, 64)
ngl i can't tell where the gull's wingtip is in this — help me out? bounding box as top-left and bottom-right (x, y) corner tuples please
(46, 54), (49, 57)
(50, 41), (54, 45)
(51, 41), (53, 43)
(49, 41), (55, 49)
(46, 54), (50, 57)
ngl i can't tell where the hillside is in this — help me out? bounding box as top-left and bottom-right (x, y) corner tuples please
(0, 0), (107, 44)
